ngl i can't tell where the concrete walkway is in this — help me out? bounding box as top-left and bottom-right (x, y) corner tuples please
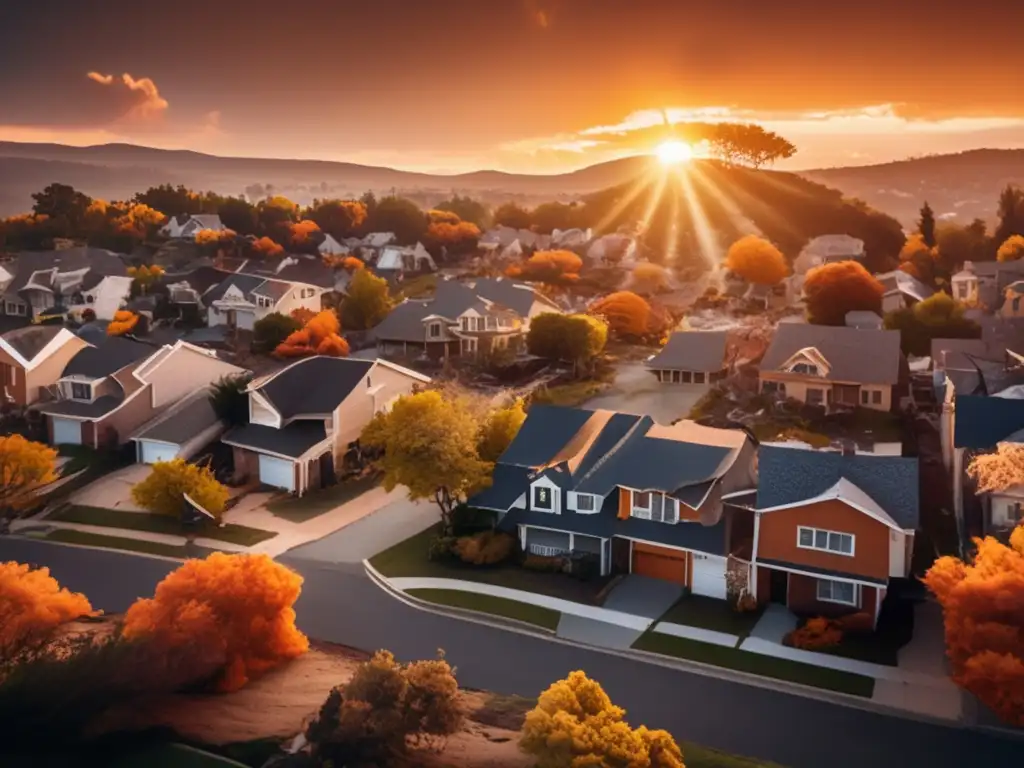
(652, 621), (740, 648)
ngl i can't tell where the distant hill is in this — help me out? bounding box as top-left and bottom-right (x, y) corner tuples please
(802, 149), (1024, 227)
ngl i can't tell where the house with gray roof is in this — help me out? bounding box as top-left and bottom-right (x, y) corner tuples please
(646, 331), (729, 387)
(131, 387), (229, 464)
(204, 269), (329, 331)
(221, 355), (430, 496)
(373, 276), (562, 361)
(0, 326), (90, 406)
(1, 247), (128, 321)
(875, 269), (934, 312)
(750, 443), (919, 627)
(951, 259), (1024, 311)
(759, 323), (905, 412)
(468, 405), (756, 596)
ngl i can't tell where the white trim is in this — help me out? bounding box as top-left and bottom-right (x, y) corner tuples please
(755, 561), (881, 588)
(0, 327), (79, 371)
(371, 358), (432, 384)
(220, 437), (305, 463)
(722, 487), (758, 500)
(530, 475), (559, 513)
(797, 525), (856, 557)
(757, 477), (903, 531)
(568, 491), (600, 514)
(631, 489), (653, 519)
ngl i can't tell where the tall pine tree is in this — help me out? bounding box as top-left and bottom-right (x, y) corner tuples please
(917, 201), (937, 248)
(994, 184), (1024, 247)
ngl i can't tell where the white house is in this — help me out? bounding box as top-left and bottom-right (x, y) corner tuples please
(318, 234), (349, 256)
(205, 274), (327, 331)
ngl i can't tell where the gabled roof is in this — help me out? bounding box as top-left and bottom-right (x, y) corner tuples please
(187, 214), (225, 231)
(498, 405), (606, 468)
(222, 421), (328, 459)
(266, 258), (336, 289)
(875, 270), (935, 303)
(204, 274), (268, 304)
(470, 277), (553, 316)
(61, 336), (155, 379)
(252, 356), (375, 419)
(756, 444), (919, 530)
(760, 323), (901, 385)
(371, 299), (436, 342)
(0, 325), (75, 368)
(5, 248), (127, 294)
(250, 280), (292, 301)
(647, 331), (728, 372)
(132, 389), (220, 444)
(954, 394), (1024, 448)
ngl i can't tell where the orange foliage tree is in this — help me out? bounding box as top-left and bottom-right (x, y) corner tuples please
(106, 310), (139, 336)
(113, 203), (166, 242)
(0, 434), (58, 520)
(251, 235), (285, 258)
(590, 290), (670, 341)
(508, 249), (583, 284)
(924, 527), (1024, 725)
(195, 228), (236, 245)
(274, 309), (350, 358)
(425, 221), (481, 255)
(803, 261), (885, 326)
(427, 209), (461, 225)
(785, 617), (843, 650)
(997, 235), (1024, 264)
(899, 234), (938, 284)
(967, 443), (1024, 493)
(122, 552), (309, 692)
(322, 254), (364, 271)
(288, 219), (322, 247)
(290, 307), (316, 325)
(725, 235), (789, 285)
(0, 561), (94, 664)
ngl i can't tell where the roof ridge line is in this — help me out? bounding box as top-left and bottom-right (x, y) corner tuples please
(572, 414), (647, 490)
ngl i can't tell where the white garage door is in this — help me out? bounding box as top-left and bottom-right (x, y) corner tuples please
(52, 417), (82, 446)
(259, 454), (295, 491)
(691, 554), (728, 599)
(139, 441), (180, 465)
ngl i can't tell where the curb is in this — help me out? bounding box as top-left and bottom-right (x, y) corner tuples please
(363, 560), (968, 730)
(6, 533), (187, 563)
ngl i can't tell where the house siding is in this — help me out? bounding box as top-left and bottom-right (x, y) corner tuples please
(93, 386), (159, 448)
(787, 573), (878, 619)
(274, 285), (324, 318)
(756, 499), (891, 582)
(332, 363), (422, 454)
(0, 358), (26, 404)
(144, 347), (242, 409)
(26, 336), (90, 404)
(760, 371), (893, 412)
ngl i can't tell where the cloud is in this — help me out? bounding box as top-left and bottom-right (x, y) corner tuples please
(86, 71), (169, 121)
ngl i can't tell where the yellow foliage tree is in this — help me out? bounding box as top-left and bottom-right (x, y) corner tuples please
(967, 443), (1024, 493)
(131, 458), (229, 520)
(106, 310), (139, 336)
(478, 398), (527, 463)
(997, 235), (1024, 263)
(520, 670), (685, 768)
(899, 234), (938, 284)
(0, 435), (58, 521)
(725, 235), (788, 285)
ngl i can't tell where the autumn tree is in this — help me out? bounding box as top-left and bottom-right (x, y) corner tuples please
(0, 435), (58, 522)
(342, 255), (364, 271)
(364, 196), (428, 244)
(434, 195), (489, 228)
(510, 250), (583, 284)
(290, 307), (316, 326)
(424, 220), (481, 258)
(305, 198), (367, 239)
(127, 264), (165, 295)
(883, 292), (980, 356)
(590, 291), (670, 341)
(924, 527), (1024, 725)
(803, 261), (885, 326)
(134, 184), (202, 218)
(131, 458), (229, 521)
(631, 262), (670, 294)
(708, 122), (796, 168)
(288, 219), (322, 252)
(531, 201), (581, 234)
(275, 309), (349, 358)
(195, 227), (236, 245)
(899, 233), (939, 284)
(493, 202), (532, 230)
(31, 183), (92, 231)
(521, 671), (685, 768)
(967, 443), (1024, 494)
(997, 235), (1024, 263)
(0, 562), (93, 667)
(306, 650), (461, 767)
(252, 312), (301, 353)
(724, 235), (788, 285)
(527, 313), (608, 375)
(339, 267), (393, 331)
(360, 390), (491, 533)
(106, 310), (139, 336)
(478, 398), (527, 463)
(112, 203), (166, 244)
(250, 235), (285, 259)
(217, 196), (259, 235)
(918, 201), (937, 248)
(122, 553), (309, 692)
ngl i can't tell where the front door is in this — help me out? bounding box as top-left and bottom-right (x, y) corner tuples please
(769, 569), (788, 603)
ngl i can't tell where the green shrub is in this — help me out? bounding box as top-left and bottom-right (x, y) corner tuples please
(453, 531), (515, 566)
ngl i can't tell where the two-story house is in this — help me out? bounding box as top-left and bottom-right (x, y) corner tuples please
(203, 273), (328, 331)
(0, 326), (90, 406)
(951, 260), (1024, 310)
(750, 444), (919, 627)
(469, 405), (756, 596)
(373, 277), (563, 360)
(759, 324), (905, 412)
(0, 248), (129, 321)
(221, 356), (430, 495)
(39, 338), (246, 448)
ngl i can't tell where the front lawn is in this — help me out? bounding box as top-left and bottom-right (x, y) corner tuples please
(46, 505), (276, 547)
(266, 474), (380, 522)
(657, 595), (764, 639)
(371, 525), (610, 605)
(406, 588), (561, 630)
(44, 529), (217, 559)
(530, 379), (610, 407)
(633, 631), (875, 698)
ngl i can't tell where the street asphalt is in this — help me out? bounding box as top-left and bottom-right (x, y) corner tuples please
(2, 537), (1021, 768)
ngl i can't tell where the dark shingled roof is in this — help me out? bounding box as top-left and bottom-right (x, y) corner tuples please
(257, 357), (375, 419)
(371, 300), (435, 343)
(1, 325), (65, 362)
(760, 324), (902, 385)
(498, 405), (598, 468)
(41, 394), (123, 419)
(203, 274), (266, 304)
(250, 280), (292, 301)
(266, 259), (337, 289)
(133, 391), (221, 444)
(756, 444), (919, 530)
(6, 247), (127, 294)
(646, 331), (728, 372)
(468, 464), (532, 511)
(222, 421), (328, 459)
(954, 394), (1024, 449)
(62, 337), (154, 379)
(470, 277), (548, 317)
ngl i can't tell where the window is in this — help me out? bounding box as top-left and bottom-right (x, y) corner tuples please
(956, 283), (968, 299)
(631, 490), (652, 519)
(816, 579), (858, 606)
(797, 526), (854, 556)
(573, 493), (597, 512)
(693, 372), (705, 384)
(460, 317), (470, 332)
(302, 288), (315, 298)
(532, 485), (554, 511)
(806, 388), (824, 406)
(762, 380), (786, 395)
(791, 363), (819, 375)
(70, 382), (92, 401)
(861, 390), (869, 405)
(428, 322), (442, 339)
(871, 390), (882, 405)
(1008, 502), (1022, 523)
(653, 497), (679, 524)
(255, 295), (273, 309)
(486, 316), (496, 330)
(528, 543), (567, 557)
(461, 337), (478, 354)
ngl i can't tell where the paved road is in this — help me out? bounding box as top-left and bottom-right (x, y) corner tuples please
(2, 539), (1020, 768)
(586, 361), (705, 424)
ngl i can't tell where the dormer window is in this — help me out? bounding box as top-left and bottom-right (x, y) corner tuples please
(790, 363), (819, 376)
(532, 485), (554, 511)
(67, 381), (93, 401)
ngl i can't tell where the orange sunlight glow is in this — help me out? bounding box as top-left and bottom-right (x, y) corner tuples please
(655, 140), (693, 165)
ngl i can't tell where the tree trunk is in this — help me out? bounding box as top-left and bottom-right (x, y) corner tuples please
(434, 486), (460, 536)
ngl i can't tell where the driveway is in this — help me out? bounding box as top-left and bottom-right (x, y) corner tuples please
(69, 464), (151, 511)
(586, 361), (706, 424)
(556, 576), (682, 650)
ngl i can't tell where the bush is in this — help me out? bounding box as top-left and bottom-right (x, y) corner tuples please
(568, 552), (600, 581)
(523, 554), (566, 573)
(453, 531), (515, 566)
(306, 650), (462, 768)
(428, 536), (457, 561)
(785, 617), (843, 650)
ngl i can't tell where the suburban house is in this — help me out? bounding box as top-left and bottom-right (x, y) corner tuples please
(469, 405), (756, 596)
(0, 326), (90, 406)
(844, 311), (883, 330)
(375, 243), (437, 274)
(748, 444), (919, 627)
(319, 234), (349, 256)
(951, 260), (1024, 310)
(39, 339), (246, 449)
(875, 269), (935, 312)
(373, 277), (562, 360)
(0, 248), (128, 320)
(1001, 281), (1024, 318)
(221, 356), (430, 495)
(932, 317), (1024, 398)
(646, 331), (729, 387)
(131, 387), (229, 464)
(161, 214), (226, 239)
(759, 324), (905, 412)
(204, 273), (328, 331)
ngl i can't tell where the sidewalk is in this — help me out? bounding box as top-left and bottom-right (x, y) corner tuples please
(11, 519), (249, 553)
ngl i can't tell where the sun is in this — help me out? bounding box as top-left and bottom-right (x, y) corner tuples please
(656, 140), (693, 166)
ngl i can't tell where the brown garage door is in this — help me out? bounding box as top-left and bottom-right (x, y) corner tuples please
(631, 544), (689, 585)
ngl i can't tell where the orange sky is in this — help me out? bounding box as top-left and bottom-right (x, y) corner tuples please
(1, 0), (1022, 173)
